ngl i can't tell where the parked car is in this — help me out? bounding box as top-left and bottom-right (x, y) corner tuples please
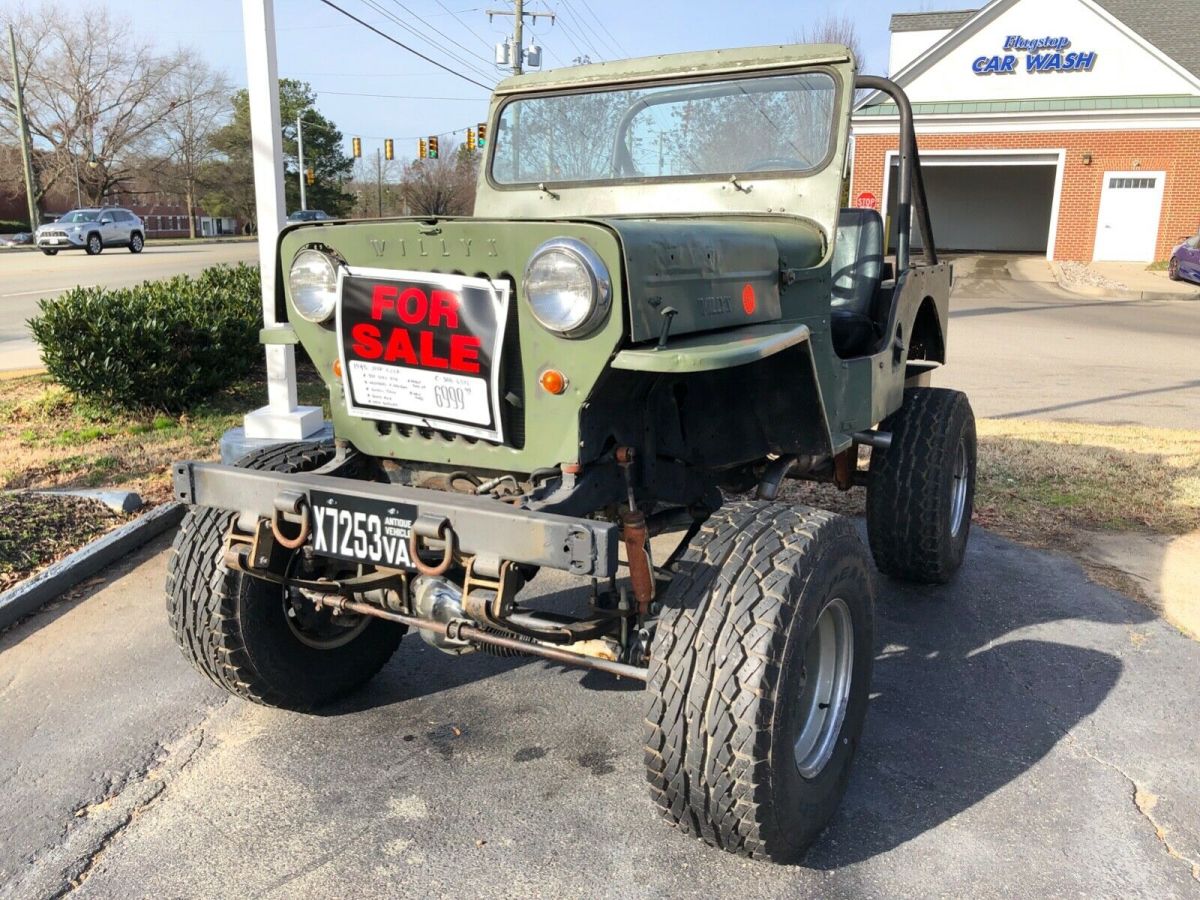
(35, 208), (145, 256)
(287, 209), (332, 222)
(1168, 232), (1200, 284)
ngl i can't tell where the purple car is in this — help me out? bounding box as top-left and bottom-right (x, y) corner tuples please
(1168, 231), (1200, 284)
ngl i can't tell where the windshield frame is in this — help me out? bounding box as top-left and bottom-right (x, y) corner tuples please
(485, 65), (843, 192)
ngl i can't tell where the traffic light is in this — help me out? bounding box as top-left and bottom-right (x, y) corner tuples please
(428, 136), (439, 159)
(352, 136), (362, 158)
(466, 128), (476, 152)
(305, 168), (314, 186)
(418, 138), (427, 159)
(477, 123), (487, 149)
(384, 138), (394, 161)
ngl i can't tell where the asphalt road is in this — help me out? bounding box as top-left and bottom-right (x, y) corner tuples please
(2, 528), (1198, 898)
(0, 242), (258, 370)
(937, 256), (1200, 429)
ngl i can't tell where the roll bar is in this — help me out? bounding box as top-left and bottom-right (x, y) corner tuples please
(855, 75), (938, 271)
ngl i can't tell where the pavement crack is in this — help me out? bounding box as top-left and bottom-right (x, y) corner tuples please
(1065, 734), (1200, 883)
(18, 727), (208, 900)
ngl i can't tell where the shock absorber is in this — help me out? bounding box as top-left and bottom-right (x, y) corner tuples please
(616, 447), (655, 616)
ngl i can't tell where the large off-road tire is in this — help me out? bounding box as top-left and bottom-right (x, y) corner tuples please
(866, 387), (976, 584)
(166, 441), (405, 710)
(644, 502), (875, 863)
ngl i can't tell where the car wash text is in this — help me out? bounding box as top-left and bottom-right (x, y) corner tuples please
(973, 35), (1097, 76)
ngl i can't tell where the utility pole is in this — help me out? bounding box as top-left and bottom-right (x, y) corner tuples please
(7, 24), (39, 229)
(376, 147), (383, 217)
(487, 1), (553, 76)
(296, 115), (307, 211)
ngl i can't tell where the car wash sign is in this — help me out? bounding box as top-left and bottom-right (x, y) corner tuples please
(973, 35), (1097, 76)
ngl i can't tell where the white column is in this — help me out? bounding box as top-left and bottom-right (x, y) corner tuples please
(241, 0), (322, 440)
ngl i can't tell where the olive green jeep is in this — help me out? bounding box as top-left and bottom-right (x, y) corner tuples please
(168, 43), (974, 863)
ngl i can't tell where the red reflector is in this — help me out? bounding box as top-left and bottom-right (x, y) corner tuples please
(741, 283), (756, 315)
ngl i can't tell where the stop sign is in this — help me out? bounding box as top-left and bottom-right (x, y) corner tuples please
(855, 191), (878, 211)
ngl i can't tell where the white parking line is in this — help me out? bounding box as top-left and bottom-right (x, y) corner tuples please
(0, 286), (93, 298)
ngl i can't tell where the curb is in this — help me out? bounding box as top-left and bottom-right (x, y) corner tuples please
(0, 501), (185, 632)
(1048, 262), (1200, 302)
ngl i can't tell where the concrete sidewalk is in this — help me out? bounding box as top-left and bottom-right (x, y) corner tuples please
(1053, 260), (1200, 301)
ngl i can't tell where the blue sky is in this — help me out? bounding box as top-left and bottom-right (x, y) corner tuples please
(61, 0), (975, 154)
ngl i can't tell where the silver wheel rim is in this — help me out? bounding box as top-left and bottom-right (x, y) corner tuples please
(89, 236), (99, 253)
(132, 236), (141, 250)
(949, 437), (969, 538)
(793, 597), (854, 779)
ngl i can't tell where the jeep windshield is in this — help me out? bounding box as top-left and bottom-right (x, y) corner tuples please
(490, 70), (837, 187)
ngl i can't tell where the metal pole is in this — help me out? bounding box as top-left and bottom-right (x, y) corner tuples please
(7, 24), (39, 230)
(240, 0), (322, 440)
(296, 115), (307, 211)
(512, 0), (523, 75)
(376, 147), (383, 217)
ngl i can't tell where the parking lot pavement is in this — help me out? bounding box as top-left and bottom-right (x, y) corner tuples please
(0, 242), (259, 370)
(939, 256), (1200, 430)
(2, 527), (1198, 898)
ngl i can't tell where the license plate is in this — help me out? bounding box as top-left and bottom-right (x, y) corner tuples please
(336, 266), (510, 443)
(309, 490), (418, 568)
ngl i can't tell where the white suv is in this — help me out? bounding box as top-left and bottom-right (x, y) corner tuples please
(36, 208), (145, 256)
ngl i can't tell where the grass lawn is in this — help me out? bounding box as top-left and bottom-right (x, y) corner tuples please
(0, 362), (330, 506)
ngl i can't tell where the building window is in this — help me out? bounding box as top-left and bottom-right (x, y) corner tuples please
(1109, 177), (1156, 189)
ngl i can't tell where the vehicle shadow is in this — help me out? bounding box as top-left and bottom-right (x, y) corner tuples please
(308, 526), (1154, 868)
(803, 528), (1150, 868)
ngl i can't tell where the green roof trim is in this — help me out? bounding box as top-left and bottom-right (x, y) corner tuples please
(855, 94), (1200, 117)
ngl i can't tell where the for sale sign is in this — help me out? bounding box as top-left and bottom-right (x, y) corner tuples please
(336, 266), (510, 443)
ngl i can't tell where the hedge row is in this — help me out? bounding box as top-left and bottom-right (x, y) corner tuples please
(29, 264), (263, 412)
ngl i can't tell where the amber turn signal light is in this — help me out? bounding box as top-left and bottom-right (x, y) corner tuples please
(332, 358), (343, 378)
(539, 368), (567, 395)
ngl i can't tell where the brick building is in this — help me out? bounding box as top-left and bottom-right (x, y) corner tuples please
(851, 0), (1200, 262)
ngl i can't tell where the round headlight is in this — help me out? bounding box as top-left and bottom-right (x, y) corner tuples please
(288, 248), (339, 323)
(523, 238), (611, 338)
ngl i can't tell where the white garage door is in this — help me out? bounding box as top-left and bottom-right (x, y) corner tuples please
(886, 155), (1061, 255)
(1093, 172), (1166, 262)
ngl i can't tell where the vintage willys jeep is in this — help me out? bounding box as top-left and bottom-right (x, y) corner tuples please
(168, 44), (974, 862)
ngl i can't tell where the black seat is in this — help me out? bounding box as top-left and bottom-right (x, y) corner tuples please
(830, 208), (884, 357)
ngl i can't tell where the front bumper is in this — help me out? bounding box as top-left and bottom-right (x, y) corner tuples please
(36, 232), (85, 248)
(172, 461), (618, 577)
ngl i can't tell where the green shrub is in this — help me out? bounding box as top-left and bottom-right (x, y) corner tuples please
(29, 263), (263, 412)
(0, 219), (32, 233)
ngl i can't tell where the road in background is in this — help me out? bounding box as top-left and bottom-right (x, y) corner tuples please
(0, 242), (258, 370)
(939, 256), (1200, 430)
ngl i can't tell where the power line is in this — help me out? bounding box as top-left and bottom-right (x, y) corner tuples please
(431, 0), (495, 51)
(560, 1), (614, 59)
(316, 0), (494, 90)
(315, 90), (486, 100)
(552, 15), (594, 62)
(381, 0), (493, 66)
(359, 0), (497, 82)
(575, 0), (628, 57)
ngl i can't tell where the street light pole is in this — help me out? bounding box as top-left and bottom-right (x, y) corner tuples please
(376, 147), (383, 217)
(7, 24), (39, 229)
(296, 115), (307, 211)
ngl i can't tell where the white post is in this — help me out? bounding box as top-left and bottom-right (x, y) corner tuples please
(297, 115), (307, 211)
(241, 0), (322, 440)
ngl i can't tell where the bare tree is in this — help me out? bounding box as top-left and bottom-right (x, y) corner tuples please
(798, 13), (867, 74)
(400, 144), (478, 217)
(156, 52), (230, 238)
(0, 4), (187, 209)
